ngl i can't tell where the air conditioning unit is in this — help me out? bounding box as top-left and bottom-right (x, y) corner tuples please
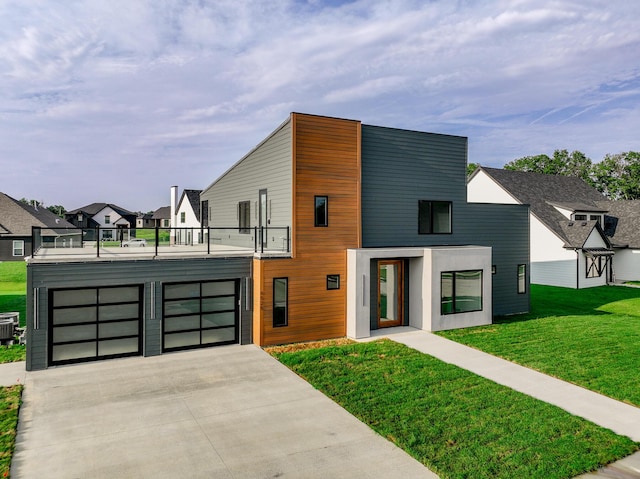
(0, 320), (15, 341)
(0, 312), (19, 327)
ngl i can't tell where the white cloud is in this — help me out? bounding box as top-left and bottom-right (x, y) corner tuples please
(0, 0), (639, 210)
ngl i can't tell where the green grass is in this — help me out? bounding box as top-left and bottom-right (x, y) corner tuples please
(439, 284), (640, 407)
(0, 385), (22, 478)
(0, 263), (25, 328)
(274, 340), (637, 479)
(0, 263), (26, 363)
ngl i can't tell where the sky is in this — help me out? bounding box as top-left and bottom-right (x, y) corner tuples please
(1, 0), (639, 213)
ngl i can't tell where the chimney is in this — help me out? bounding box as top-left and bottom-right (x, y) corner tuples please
(170, 185), (178, 245)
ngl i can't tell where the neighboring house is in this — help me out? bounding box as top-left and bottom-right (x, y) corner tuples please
(170, 188), (203, 244)
(151, 206), (171, 228)
(136, 213), (154, 228)
(25, 113), (530, 370)
(0, 192), (76, 261)
(467, 166), (639, 288)
(65, 203), (137, 241)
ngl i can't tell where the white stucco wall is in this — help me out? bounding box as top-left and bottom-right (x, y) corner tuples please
(347, 246), (492, 338)
(467, 170), (519, 204)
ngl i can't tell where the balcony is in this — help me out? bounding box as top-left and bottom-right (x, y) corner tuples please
(30, 226), (291, 261)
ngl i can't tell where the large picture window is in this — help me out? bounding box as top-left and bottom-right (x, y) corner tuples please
(419, 200), (451, 234)
(273, 278), (288, 327)
(238, 201), (250, 234)
(315, 196), (328, 227)
(441, 270), (482, 315)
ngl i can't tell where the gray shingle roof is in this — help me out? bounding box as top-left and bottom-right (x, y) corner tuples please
(597, 200), (640, 248)
(0, 193), (75, 236)
(151, 206), (171, 220)
(66, 202), (135, 217)
(475, 167), (609, 247)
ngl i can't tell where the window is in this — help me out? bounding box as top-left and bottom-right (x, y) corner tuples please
(441, 270), (482, 315)
(162, 219), (169, 227)
(327, 275), (340, 290)
(517, 264), (527, 294)
(590, 215), (601, 224)
(201, 200), (209, 227)
(77, 214), (83, 222)
(315, 196), (328, 227)
(238, 201), (251, 234)
(574, 214), (587, 221)
(586, 255), (604, 278)
(180, 212), (185, 224)
(273, 278), (288, 327)
(419, 201), (451, 234)
(104, 215), (111, 224)
(12, 240), (24, 257)
(103, 230), (113, 240)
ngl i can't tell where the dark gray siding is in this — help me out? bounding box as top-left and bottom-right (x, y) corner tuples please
(0, 237), (32, 261)
(26, 257), (252, 370)
(361, 124), (529, 316)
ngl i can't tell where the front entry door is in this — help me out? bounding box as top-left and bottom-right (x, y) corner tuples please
(378, 260), (403, 328)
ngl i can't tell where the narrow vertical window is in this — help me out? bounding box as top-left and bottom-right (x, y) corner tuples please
(418, 201), (451, 234)
(273, 278), (288, 327)
(180, 212), (186, 224)
(104, 215), (111, 224)
(315, 196), (328, 227)
(238, 201), (251, 234)
(517, 264), (526, 294)
(12, 240), (24, 257)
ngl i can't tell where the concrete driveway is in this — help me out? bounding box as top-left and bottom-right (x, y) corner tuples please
(11, 345), (436, 478)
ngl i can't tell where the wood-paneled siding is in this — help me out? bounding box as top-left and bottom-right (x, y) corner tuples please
(200, 119), (293, 237)
(255, 114), (361, 345)
(26, 257), (253, 370)
(361, 124), (530, 317)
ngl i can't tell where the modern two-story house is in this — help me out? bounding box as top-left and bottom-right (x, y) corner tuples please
(25, 113), (529, 370)
(65, 203), (137, 241)
(200, 113), (530, 346)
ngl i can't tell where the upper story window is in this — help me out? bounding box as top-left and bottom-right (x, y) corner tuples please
(574, 214), (587, 221)
(104, 215), (111, 224)
(180, 212), (186, 223)
(77, 214), (83, 222)
(238, 201), (250, 234)
(590, 214), (601, 224)
(12, 240), (24, 257)
(418, 200), (451, 234)
(315, 196), (328, 227)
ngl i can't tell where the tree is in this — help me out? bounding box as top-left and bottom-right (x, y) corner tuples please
(592, 151), (640, 200)
(467, 162), (480, 176)
(504, 149), (594, 185)
(47, 205), (67, 217)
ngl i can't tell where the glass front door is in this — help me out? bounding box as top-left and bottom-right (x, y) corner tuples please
(378, 260), (403, 328)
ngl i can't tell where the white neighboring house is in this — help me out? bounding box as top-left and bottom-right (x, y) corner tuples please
(467, 167), (632, 289)
(170, 187), (203, 245)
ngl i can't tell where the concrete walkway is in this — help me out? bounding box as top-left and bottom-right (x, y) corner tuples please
(9, 345), (437, 479)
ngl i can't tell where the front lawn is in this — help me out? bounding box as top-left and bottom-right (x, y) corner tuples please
(0, 385), (22, 478)
(439, 284), (640, 407)
(273, 340), (637, 479)
(0, 263), (26, 363)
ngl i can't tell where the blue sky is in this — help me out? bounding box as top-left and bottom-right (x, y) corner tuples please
(1, 0), (639, 212)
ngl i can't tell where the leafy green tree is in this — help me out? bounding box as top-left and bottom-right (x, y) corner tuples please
(592, 151), (640, 199)
(504, 149), (594, 185)
(47, 205), (67, 217)
(467, 162), (480, 176)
